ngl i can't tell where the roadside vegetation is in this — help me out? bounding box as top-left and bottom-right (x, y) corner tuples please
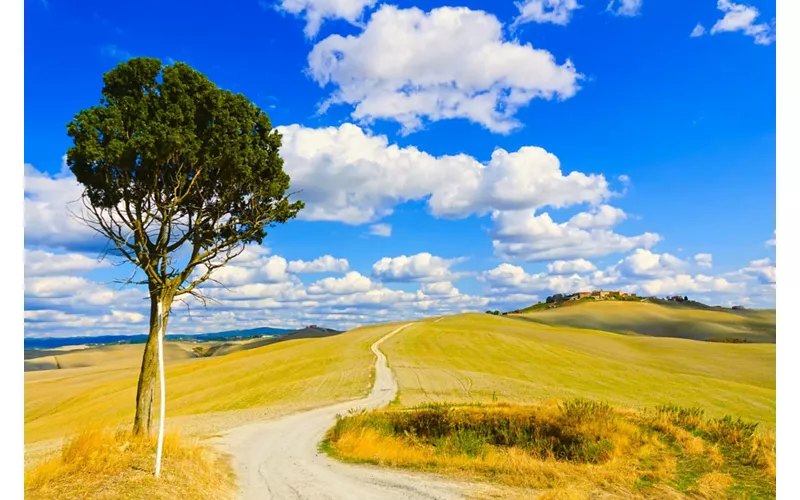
(24, 427), (234, 500)
(324, 400), (776, 499)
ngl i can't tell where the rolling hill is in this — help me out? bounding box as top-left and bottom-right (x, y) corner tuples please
(381, 313), (775, 426)
(24, 322), (399, 447)
(512, 300), (776, 342)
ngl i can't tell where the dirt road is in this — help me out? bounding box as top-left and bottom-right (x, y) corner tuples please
(218, 324), (472, 500)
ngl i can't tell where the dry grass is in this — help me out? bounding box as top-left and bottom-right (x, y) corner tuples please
(689, 472), (734, 499)
(25, 322), (400, 446)
(324, 401), (776, 498)
(24, 342), (199, 372)
(384, 314), (775, 426)
(519, 301), (775, 343)
(25, 427), (234, 500)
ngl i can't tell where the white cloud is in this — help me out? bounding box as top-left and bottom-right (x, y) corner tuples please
(690, 23), (706, 37)
(307, 271), (375, 295)
(710, 0), (775, 45)
(694, 253), (713, 268)
(279, 123), (610, 224)
(287, 255), (350, 273)
(567, 204), (627, 229)
(24, 276), (142, 310)
(369, 223), (392, 237)
(307, 5), (582, 133)
(481, 263), (599, 295)
(732, 257), (776, 285)
(24, 164), (101, 251)
(491, 210), (661, 262)
(420, 281), (459, 297)
(514, 0), (581, 27)
(274, 0), (376, 38)
(606, 0), (642, 17)
(372, 253), (464, 283)
(633, 274), (744, 296)
(612, 249), (688, 278)
(25, 249), (108, 277)
(547, 258), (597, 275)
(765, 230), (775, 246)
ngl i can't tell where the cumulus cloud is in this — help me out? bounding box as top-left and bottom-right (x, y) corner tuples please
(420, 281), (459, 297)
(765, 230), (775, 246)
(25, 249), (108, 277)
(491, 210), (661, 262)
(612, 249), (688, 278)
(690, 23), (706, 37)
(287, 255), (350, 273)
(710, 0), (775, 45)
(372, 253), (464, 283)
(547, 259), (597, 275)
(606, 0), (642, 17)
(24, 276), (142, 312)
(567, 204), (627, 229)
(24, 164), (102, 251)
(731, 258), (776, 285)
(481, 263), (601, 295)
(369, 223), (392, 237)
(274, 0), (376, 38)
(307, 271), (375, 295)
(633, 274), (744, 296)
(694, 253), (713, 268)
(201, 255), (292, 287)
(307, 5), (582, 133)
(279, 123), (610, 224)
(513, 0), (581, 27)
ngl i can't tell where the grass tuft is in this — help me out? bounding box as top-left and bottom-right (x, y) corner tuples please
(324, 400), (775, 498)
(25, 427), (234, 500)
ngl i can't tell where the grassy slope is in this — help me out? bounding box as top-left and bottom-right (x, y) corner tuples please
(517, 301), (776, 342)
(382, 314), (775, 426)
(25, 322), (399, 445)
(24, 342), (198, 372)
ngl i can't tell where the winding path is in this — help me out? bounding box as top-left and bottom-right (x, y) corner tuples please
(219, 324), (470, 500)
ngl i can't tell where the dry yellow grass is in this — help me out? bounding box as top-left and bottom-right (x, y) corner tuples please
(25, 342), (198, 372)
(383, 313), (775, 426)
(25, 322), (401, 446)
(325, 402), (775, 498)
(519, 301), (775, 342)
(689, 472), (734, 499)
(25, 427), (234, 500)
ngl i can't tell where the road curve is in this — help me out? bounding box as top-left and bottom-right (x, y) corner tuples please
(218, 324), (469, 500)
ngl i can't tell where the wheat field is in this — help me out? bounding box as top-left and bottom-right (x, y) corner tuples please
(382, 313), (775, 426)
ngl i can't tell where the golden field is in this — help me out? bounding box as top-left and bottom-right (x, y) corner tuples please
(382, 312), (775, 426)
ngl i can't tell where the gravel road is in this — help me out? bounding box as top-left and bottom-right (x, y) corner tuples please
(218, 324), (472, 500)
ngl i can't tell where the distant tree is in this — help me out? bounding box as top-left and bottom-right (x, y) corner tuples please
(684, 296), (689, 302)
(546, 295), (554, 304)
(66, 58), (304, 436)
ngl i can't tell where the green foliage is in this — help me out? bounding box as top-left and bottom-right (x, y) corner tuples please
(66, 57), (303, 289)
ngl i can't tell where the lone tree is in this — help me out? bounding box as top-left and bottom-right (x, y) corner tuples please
(66, 58), (304, 436)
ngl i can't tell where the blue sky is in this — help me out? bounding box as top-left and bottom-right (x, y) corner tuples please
(24, 0), (776, 337)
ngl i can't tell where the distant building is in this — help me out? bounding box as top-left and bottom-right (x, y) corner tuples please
(308, 324), (318, 329)
(592, 290), (611, 298)
(575, 292), (592, 299)
(732, 305), (745, 310)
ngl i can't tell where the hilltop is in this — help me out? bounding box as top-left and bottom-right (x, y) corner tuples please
(501, 294), (775, 343)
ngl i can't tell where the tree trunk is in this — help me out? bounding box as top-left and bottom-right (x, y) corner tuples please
(133, 292), (172, 436)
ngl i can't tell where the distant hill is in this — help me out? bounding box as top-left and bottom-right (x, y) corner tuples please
(24, 325), (296, 350)
(510, 300), (776, 343)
